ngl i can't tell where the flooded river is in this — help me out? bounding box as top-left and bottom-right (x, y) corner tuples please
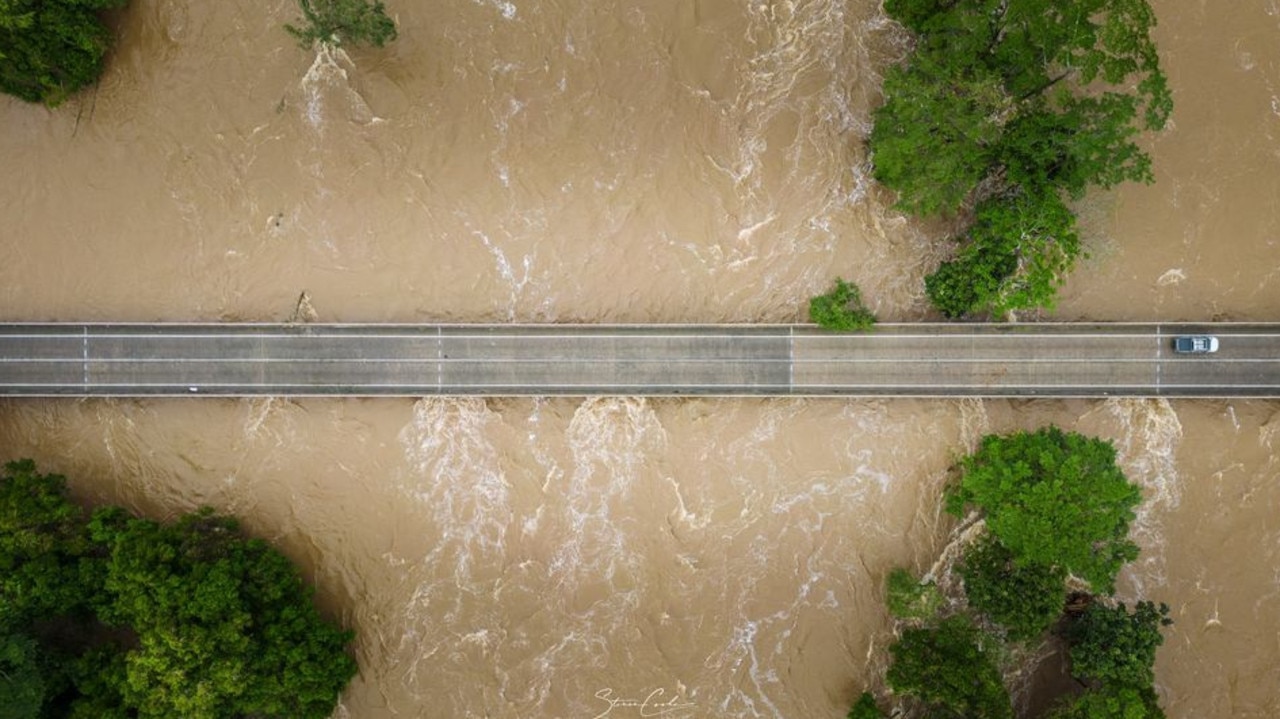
(1, 0), (1278, 716)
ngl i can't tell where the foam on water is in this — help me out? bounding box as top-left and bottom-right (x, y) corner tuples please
(1104, 398), (1184, 596)
(553, 397), (664, 592)
(299, 44), (377, 133)
(474, 0), (518, 21)
(398, 398), (511, 583)
(472, 228), (535, 320)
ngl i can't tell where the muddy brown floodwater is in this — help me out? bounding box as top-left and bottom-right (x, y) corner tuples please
(1, 0), (1278, 717)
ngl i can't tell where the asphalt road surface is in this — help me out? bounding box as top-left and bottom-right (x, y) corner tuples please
(0, 323), (1276, 397)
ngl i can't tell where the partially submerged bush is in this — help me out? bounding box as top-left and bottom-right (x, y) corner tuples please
(286, 0), (397, 49)
(847, 691), (885, 719)
(886, 567), (943, 622)
(809, 278), (877, 332)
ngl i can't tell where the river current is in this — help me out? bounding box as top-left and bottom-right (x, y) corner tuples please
(1, 0), (1278, 716)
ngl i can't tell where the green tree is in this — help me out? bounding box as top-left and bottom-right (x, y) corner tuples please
(1066, 601), (1171, 687)
(285, 0), (397, 49)
(0, 630), (45, 719)
(946, 427), (1141, 593)
(958, 535), (1067, 641)
(925, 189), (1080, 318)
(847, 429), (1171, 719)
(0, 461), (357, 719)
(869, 50), (1008, 217)
(886, 615), (1013, 719)
(871, 0), (1171, 314)
(0, 0), (129, 105)
(880, 0), (1170, 158)
(84, 507), (357, 719)
(809, 278), (877, 332)
(1045, 683), (1166, 719)
(997, 95), (1156, 200)
(0, 459), (91, 625)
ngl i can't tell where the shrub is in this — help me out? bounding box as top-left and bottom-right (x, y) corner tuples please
(847, 691), (885, 719)
(886, 567), (944, 622)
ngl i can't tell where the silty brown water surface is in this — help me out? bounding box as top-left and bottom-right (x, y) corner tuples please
(1, 0), (1278, 716)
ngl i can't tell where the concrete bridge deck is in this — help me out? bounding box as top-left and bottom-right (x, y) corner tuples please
(0, 323), (1277, 398)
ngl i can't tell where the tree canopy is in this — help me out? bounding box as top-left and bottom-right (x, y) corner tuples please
(958, 535), (1067, 641)
(868, 52), (1006, 217)
(851, 428), (1170, 719)
(0, 0), (128, 105)
(870, 0), (1171, 316)
(0, 630), (45, 719)
(946, 426), (1142, 592)
(924, 189), (1080, 318)
(1066, 600), (1171, 687)
(0, 459), (356, 719)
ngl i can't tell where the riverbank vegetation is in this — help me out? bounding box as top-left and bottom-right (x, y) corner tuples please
(850, 428), (1171, 718)
(0, 460), (356, 719)
(0, 0), (128, 105)
(286, 0), (397, 49)
(868, 0), (1172, 318)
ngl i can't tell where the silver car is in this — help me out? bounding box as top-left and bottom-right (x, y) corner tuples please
(1173, 336), (1219, 354)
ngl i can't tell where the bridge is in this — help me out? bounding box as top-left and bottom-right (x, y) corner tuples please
(0, 322), (1277, 398)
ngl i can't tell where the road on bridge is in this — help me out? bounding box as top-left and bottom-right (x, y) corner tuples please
(0, 323), (1277, 398)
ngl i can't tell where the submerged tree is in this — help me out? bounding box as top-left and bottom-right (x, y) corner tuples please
(886, 615), (1013, 719)
(1066, 600), (1172, 688)
(0, 630), (45, 719)
(0, 460), (357, 719)
(958, 535), (1067, 641)
(847, 428), (1171, 719)
(870, 0), (1172, 315)
(946, 426), (1142, 593)
(285, 0), (397, 49)
(925, 188), (1081, 318)
(1046, 683), (1167, 719)
(869, 50), (1007, 217)
(0, 0), (129, 105)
